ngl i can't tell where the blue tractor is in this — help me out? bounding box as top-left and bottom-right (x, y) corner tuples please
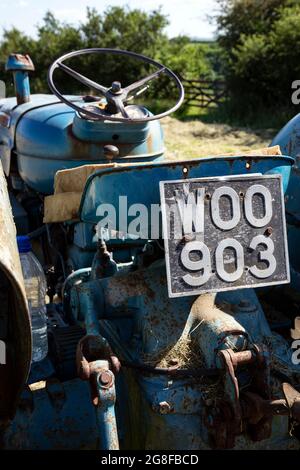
(0, 48), (300, 450)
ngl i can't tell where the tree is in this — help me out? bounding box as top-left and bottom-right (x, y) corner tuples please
(0, 6), (221, 104)
(217, 0), (289, 50)
(0, 7), (170, 96)
(215, 0), (300, 117)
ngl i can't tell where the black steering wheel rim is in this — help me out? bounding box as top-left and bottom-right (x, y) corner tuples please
(47, 48), (184, 123)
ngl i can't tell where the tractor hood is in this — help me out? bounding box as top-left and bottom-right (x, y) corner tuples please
(0, 94), (164, 194)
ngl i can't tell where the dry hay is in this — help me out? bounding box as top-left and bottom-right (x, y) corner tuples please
(162, 117), (274, 160)
(155, 335), (205, 369)
(142, 334), (223, 400)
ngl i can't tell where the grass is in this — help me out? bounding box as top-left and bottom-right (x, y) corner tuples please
(177, 102), (295, 130)
(144, 98), (292, 160)
(162, 115), (276, 160)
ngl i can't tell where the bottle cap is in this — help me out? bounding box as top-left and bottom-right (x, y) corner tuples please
(17, 235), (31, 253)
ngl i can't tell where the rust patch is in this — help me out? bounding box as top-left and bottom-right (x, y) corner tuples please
(66, 124), (140, 161)
(146, 131), (154, 154)
(0, 113), (10, 128)
(104, 267), (156, 306)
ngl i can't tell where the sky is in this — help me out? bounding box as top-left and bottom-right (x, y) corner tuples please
(0, 0), (219, 40)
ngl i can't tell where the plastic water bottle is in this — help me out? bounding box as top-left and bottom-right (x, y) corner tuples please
(17, 235), (48, 362)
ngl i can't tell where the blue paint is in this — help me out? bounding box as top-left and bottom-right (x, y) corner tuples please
(66, 260), (300, 449)
(3, 378), (98, 449)
(5, 54), (34, 105)
(80, 155), (293, 230)
(272, 113), (300, 294)
(0, 93), (164, 193)
(14, 71), (31, 104)
(93, 362), (119, 450)
(271, 112), (300, 160)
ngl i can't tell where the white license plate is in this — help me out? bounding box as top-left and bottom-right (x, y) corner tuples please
(160, 174), (290, 298)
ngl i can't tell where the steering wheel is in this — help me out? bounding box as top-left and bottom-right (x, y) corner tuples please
(47, 48), (184, 123)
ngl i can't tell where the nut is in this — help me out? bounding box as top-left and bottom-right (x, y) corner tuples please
(158, 401), (172, 414)
(99, 371), (112, 386)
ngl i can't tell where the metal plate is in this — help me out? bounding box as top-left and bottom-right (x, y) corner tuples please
(160, 174), (290, 298)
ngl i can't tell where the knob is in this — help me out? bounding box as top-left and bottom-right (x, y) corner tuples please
(110, 81), (122, 94)
(103, 144), (119, 161)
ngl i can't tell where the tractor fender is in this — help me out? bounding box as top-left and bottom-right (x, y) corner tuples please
(0, 161), (31, 427)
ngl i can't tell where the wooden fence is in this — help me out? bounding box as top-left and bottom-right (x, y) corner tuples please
(182, 78), (226, 109)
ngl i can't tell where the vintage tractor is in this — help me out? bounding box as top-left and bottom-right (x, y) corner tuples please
(0, 48), (300, 450)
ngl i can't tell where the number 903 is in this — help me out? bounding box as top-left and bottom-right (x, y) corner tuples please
(180, 184), (276, 286)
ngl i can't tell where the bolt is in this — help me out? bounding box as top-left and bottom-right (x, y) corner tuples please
(158, 401), (172, 414)
(111, 81), (122, 93)
(265, 226), (273, 236)
(99, 371), (111, 386)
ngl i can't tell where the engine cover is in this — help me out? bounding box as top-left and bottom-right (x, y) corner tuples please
(0, 95), (164, 194)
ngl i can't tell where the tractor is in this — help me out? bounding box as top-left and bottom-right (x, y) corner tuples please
(0, 48), (300, 450)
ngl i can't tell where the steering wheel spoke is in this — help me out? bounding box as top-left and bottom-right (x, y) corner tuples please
(114, 98), (130, 119)
(57, 61), (108, 95)
(124, 67), (166, 94)
(125, 85), (150, 103)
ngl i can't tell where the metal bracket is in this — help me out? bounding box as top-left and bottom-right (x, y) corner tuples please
(76, 335), (120, 450)
(206, 344), (272, 448)
(206, 344), (300, 448)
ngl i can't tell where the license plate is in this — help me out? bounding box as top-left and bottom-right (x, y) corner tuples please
(160, 174), (290, 298)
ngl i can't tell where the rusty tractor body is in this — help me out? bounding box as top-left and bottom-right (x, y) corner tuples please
(0, 49), (300, 450)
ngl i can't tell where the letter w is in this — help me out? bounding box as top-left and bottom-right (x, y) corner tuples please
(175, 188), (205, 235)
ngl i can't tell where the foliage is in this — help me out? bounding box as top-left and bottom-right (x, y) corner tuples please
(159, 38), (223, 81)
(216, 0), (300, 115)
(217, 0), (290, 50)
(0, 6), (220, 101)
